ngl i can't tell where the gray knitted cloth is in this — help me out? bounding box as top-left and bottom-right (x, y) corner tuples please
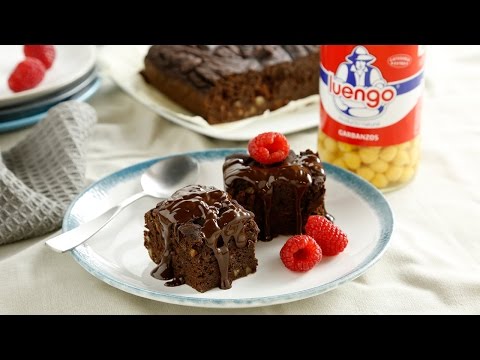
(0, 101), (97, 245)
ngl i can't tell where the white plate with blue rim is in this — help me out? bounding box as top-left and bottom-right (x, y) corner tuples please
(64, 148), (393, 308)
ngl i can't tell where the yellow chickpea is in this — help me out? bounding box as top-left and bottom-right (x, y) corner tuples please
(399, 166), (415, 183)
(398, 141), (411, 151)
(323, 137), (338, 153)
(320, 150), (336, 164)
(410, 145), (420, 167)
(412, 137), (421, 149)
(359, 147), (380, 164)
(332, 158), (346, 168)
(379, 146), (398, 162)
(356, 167), (375, 181)
(371, 173), (389, 188)
(343, 152), (362, 170)
(338, 141), (356, 153)
(369, 159), (389, 173)
(392, 150), (410, 166)
(318, 140), (330, 155)
(385, 166), (403, 182)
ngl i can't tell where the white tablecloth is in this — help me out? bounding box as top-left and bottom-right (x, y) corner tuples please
(1, 45), (479, 314)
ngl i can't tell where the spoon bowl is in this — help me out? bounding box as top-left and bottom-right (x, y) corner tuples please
(46, 154), (199, 253)
(141, 155), (199, 198)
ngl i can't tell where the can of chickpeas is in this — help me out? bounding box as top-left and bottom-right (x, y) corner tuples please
(319, 45), (425, 191)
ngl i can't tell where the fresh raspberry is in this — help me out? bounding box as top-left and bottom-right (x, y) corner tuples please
(8, 58), (46, 93)
(248, 132), (290, 165)
(24, 45), (56, 69)
(280, 235), (322, 272)
(305, 215), (348, 256)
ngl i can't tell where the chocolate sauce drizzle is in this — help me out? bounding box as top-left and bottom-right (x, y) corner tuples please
(150, 185), (254, 289)
(223, 150), (327, 241)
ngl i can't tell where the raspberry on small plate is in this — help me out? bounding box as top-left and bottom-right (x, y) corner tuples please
(24, 45), (56, 69)
(8, 57), (46, 93)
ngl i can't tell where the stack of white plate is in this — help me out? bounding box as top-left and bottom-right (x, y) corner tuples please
(0, 45), (99, 133)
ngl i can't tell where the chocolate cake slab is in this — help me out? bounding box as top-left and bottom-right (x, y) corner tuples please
(223, 150), (327, 241)
(142, 45), (319, 124)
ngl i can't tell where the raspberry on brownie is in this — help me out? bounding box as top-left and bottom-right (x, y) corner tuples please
(248, 132), (290, 165)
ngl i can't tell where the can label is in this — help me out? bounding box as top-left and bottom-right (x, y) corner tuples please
(320, 45), (425, 146)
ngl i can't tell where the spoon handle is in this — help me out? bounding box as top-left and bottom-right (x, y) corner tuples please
(46, 191), (149, 253)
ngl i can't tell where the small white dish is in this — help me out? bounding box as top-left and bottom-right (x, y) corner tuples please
(0, 45), (96, 107)
(99, 45), (319, 141)
(64, 149), (394, 308)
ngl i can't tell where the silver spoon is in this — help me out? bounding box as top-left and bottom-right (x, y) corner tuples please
(46, 155), (199, 253)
